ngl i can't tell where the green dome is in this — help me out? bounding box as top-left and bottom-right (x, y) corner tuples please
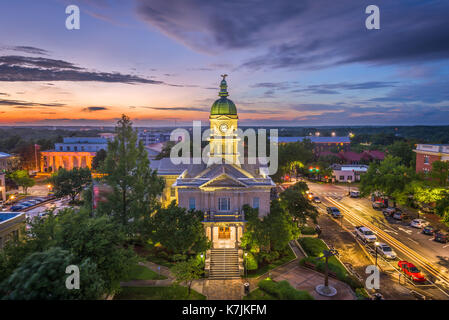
(211, 97), (237, 115)
(210, 74), (237, 115)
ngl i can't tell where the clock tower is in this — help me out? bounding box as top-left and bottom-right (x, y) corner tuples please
(209, 75), (240, 164)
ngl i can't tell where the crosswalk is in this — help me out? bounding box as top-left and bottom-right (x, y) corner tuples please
(316, 192), (344, 197)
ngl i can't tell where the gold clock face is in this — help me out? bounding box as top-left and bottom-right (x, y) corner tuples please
(219, 123), (229, 134)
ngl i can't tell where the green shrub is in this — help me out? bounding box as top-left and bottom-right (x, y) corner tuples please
(258, 279), (279, 297)
(298, 237), (327, 257)
(355, 288), (370, 300)
(171, 254), (187, 262)
(257, 279), (314, 300)
(245, 252), (258, 271)
(300, 226), (317, 235)
(277, 281), (314, 300)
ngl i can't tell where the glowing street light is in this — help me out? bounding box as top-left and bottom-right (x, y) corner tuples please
(331, 132), (336, 137)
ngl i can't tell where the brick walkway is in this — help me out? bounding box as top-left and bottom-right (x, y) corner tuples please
(203, 279), (243, 300)
(274, 265), (356, 300)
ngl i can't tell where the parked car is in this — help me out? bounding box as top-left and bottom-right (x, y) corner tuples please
(313, 196), (321, 203)
(410, 219), (430, 228)
(19, 202), (34, 208)
(434, 231), (449, 243)
(326, 207), (342, 218)
(372, 201), (386, 210)
(355, 226), (377, 243)
(398, 261), (427, 282)
(350, 190), (360, 198)
(393, 211), (408, 220)
(422, 225), (436, 235)
(382, 207), (399, 217)
(376, 243), (397, 260)
(10, 205), (25, 212)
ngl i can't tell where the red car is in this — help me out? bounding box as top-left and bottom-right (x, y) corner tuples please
(398, 261), (427, 282)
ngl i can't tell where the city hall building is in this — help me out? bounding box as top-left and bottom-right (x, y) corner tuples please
(40, 137), (109, 173)
(151, 76), (275, 277)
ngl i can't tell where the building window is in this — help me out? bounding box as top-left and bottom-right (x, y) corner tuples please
(66, 146), (70, 151)
(74, 146), (78, 151)
(253, 197), (260, 209)
(189, 197), (196, 210)
(218, 198), (230, 211)
(347, 175), (353, 181)
(81, 146), (85, 151)
(424, 155), (430, 164)
(170, 187), (176, 197)
(339, 175), (345, 181)
(59, 146), (63, 151)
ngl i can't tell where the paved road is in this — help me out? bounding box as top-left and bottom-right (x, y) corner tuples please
(24, 198), (69, 219)
(308, 181), (449, 299)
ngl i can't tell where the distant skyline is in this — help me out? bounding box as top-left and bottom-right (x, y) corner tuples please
(1, 0), (449, 126)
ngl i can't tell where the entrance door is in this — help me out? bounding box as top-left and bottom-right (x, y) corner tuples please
(218, 227), (231, 239)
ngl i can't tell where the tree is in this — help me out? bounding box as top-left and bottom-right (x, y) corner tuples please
(0, 247), (104, 300)
(9, 170), (35, 194)
(171, 258), (203, 296)
(97, 114), (164, 238)
(51, 208), (137, 293)
(91, 149), (107, 170)
(386, 141), (414, 167)
(240, 205), (269, 253)
(360, 156), (415, 206)
(47, 167), (92, 203)
(273, 140), (315, 182)
(151, 202), (210, 255)
(264, 200), (300, 252)
(280, 181), (317, 225)
(1, 207), (137, 295)
(431, 160), (449, 187)
(156, 141), (176, 160)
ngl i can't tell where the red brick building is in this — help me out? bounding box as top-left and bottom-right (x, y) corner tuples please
(413, 144), (449, 173)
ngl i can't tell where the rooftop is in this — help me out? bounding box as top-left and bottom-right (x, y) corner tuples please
(273, 136), (351, 144)
(0, 152), (12, 159)
(0, 212), (22, 223)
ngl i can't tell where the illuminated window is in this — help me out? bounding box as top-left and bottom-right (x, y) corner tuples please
(218, 198), (230, 211)
(253, 197), (260, 209)
(189, 197), (196, 210)
(424, 155), (430, 164)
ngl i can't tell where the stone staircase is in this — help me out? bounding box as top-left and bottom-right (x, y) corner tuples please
(209, 248), (241, 279)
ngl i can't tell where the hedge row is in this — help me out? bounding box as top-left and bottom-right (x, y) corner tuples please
(258, 279), (314, 300)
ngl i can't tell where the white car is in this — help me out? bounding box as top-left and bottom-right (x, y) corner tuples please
(410, 219), (429, 228)
(355, 226), (377, 243)
(376, 243), (397, 260)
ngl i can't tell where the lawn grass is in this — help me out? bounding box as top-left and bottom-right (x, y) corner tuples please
(298, 237), (346, 274)
(298, 237), (363, 290)
(246, 245), (296, 278)
(114, 285), (206, 300)
(123, 264), (167, 281)
(245, 279), (314, 300)
(243, 288), (277, 300)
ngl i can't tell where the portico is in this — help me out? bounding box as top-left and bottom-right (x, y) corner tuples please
(40, 151), (94, 172)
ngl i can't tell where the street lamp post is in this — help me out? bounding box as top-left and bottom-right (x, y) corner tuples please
(348, 179), (352, 195)
(315, 249), (339, 297)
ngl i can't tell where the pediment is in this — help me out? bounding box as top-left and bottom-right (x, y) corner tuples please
(200, 173), (247, 188)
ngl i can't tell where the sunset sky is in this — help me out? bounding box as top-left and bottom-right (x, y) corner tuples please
(0, 0), (449, 126)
